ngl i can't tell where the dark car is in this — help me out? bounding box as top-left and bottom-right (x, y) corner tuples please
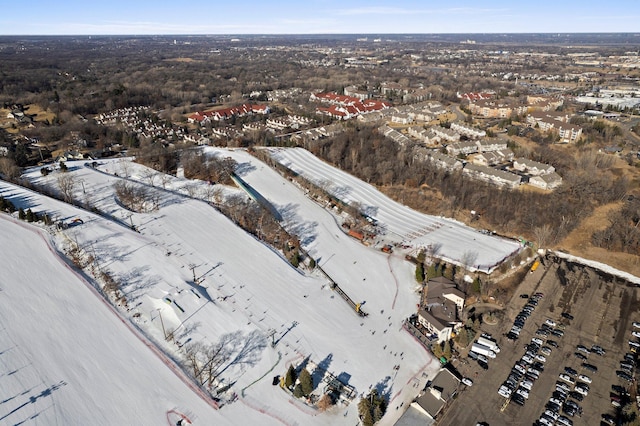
(478, 360), (489, 370)
(582, 363), (598, 373)
(520, 294), (529, 299)
(506, 332), (519, 340)
(564, 366), (578, 376)
(568, 391), (584, 402)
(547, 340), (559, 348)
(617, 370), (633, 381)
(561, 312), (574, 320)
(612, 384), (626, 394)
(511, 393), (525, 406)
(562, 405), (576, 417)
(574, 352), (587, 360)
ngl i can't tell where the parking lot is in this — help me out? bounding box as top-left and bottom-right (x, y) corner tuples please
(437, 257), (639, 425)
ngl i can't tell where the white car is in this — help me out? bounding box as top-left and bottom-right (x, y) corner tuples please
(541, 346), (552, 356)
(539, 417), (554, 426)
(462, 377), (473, 386)
(522, 355), (534, 364)
(633, 331), (640, 339)
(633, 322), (640, 329)
(578, 374), (592, 383)
(498, 386), (512, 398)
(521, 380), (533, 391)
(535, 354), (547, 363)
(559, 374), (575, 384)
(575, 385), (588, 396)
(516, 387), (529, 399)
(545, 319), (557, 327)
(514, 363), (526, 374)
(532, 338), (544, 346)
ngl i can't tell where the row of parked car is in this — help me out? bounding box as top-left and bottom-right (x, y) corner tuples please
(507, 293), (544, 341)
(498, 334), (551, 406)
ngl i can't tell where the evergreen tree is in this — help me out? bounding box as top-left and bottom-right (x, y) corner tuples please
(432, 343), (443, 358)
(358, 389), (387, 426)
(59, 161), (68, 172)
(298, 368), (313, 396)
(308, 258), (316, 269)
(443, 340), (452, 359)
(26, 208), (34, 222)
(415, 263), (424, 282)
(426, 263), (437, 280)
(293, 383), (304, 398)
(18, 207), (25, 220)
(284, 365), (296, 389)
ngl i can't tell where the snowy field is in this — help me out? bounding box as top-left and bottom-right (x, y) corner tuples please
(264, 147), (522, 272)
(0, 151), (442, 426)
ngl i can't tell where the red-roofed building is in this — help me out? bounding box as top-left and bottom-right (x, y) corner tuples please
(187, 103), (271, 123)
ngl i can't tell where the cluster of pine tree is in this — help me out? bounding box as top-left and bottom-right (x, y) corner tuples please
(357, 389), (387, 426)
(17, 207), (52, 224)
(284, 365), (313, 399)
(0, 196), (16, 213)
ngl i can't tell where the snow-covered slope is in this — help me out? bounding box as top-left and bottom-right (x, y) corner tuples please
(1, 152), (441, 425)
(265, 147), (522, 273)
(0, 215), (227, 426)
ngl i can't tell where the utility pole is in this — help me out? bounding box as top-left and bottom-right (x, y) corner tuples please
(157, 309), (167, 340)
(189, 264), (199, 284)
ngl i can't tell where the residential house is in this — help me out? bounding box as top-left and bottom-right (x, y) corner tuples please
(450, 122), (486, 140)
(529, 172), (563, 190)
(512, 158), (555, 176)
(411, 368), (460, 420)
(470, 148), (513, 166)
(463, 163), (522, 188)
(476, 138), (508, 152)
(379, 125), (412, 147)
(391, 113), (414, 125)
(469, 98), (528, 118)
(446, 140), (477, 156)
(343, 85), (370, 101)
(431, 125), (460, 143)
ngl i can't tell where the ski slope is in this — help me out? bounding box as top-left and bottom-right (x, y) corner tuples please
(0, 154), (441, 426)
(266, 147), (522, 272)
(0, 215), (229, 426)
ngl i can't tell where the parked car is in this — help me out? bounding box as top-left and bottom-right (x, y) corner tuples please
(578, 374), (592, 383)
(561, 312), (574, 320)
(568, 391), (584, 401)
(498, 385), (512, 398)
(633, 331), (640, 339)
(541, 346), (552, 356)
(462, 377), (473, 386)
(520, 294), (529, 299)
(576, 345), (590, 353)
(545, 319), (557, 327)
(633, 321), (640, 329)
(547, 340), (558, 348)
(616, 370), (633, 381)
(574, 352), (587, 360)
(564, 366), (578, 376)
(511, 393), (525, 406)
(559, 374), (576, 385)
(582, 363), (598, 373)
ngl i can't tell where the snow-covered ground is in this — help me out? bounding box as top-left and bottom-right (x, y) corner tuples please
(263, 147), (522, 272)
(1, 151), (442, 425)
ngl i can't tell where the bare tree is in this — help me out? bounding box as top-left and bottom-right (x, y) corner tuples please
(57, 172), (76, 203)
(0, 158), (20, 180)
(533, 224), (552, 250)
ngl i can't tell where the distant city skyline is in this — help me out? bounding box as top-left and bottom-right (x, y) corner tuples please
(2, 0), (639, 35)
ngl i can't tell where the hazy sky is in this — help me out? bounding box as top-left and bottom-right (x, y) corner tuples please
(2, 0), (639, 34)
